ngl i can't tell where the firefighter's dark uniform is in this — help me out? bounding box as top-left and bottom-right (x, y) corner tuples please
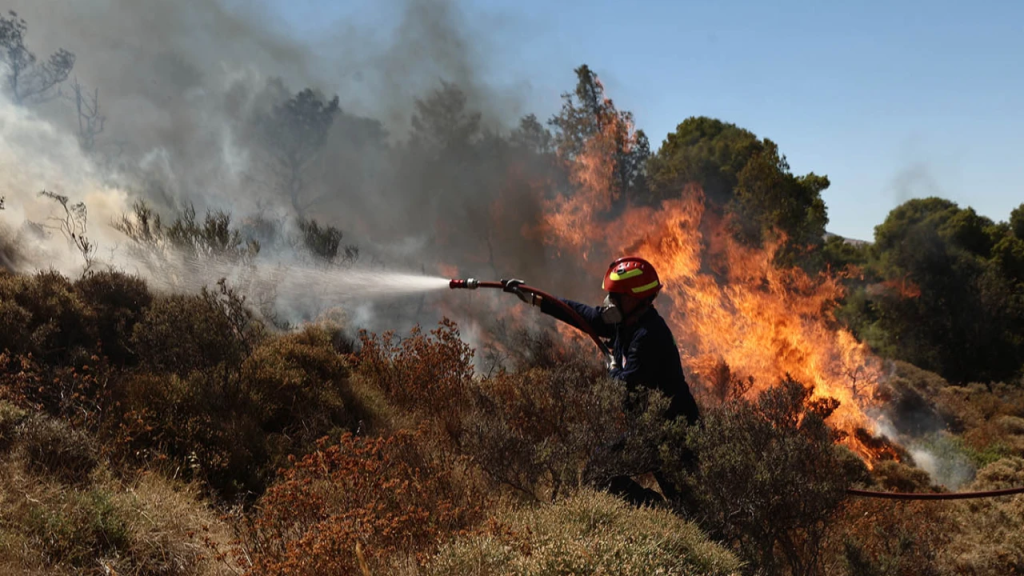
(539, 297), (700, 505)
(540, 298), (700, 424)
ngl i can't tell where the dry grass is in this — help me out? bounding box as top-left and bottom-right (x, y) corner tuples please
(422, 489), (742, 576)
(0, 454), (235, 576)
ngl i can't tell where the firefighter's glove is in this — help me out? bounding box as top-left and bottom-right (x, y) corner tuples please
(607, 354), (620, 372)
(502, 279), (535, 305)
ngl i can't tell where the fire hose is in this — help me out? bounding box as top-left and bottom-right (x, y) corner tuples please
(450, 279), (1024, 501)
(846, 486), (1024, 500)
(450, 278), (610, 357)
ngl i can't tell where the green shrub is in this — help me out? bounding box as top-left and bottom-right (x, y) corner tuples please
(74, 269), (152, 365)
(424, 489), (742, 576)
(20, 416), (98, 485)
(0, 270), (94, 363)
(240, 325), (358, 435)
(665, 380), (858, 576)
(461, 357), (667, 502)
(132, 280), (264, 376)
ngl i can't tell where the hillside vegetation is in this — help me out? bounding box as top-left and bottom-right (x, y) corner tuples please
(0, 267), (1023, 575)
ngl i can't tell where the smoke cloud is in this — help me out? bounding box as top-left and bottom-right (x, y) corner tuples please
(0, 0), (579, 362)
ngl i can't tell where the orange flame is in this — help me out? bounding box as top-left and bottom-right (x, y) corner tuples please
(533, 85), (887, 460)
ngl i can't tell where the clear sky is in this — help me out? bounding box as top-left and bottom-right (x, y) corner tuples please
(259, 0), (1022, 241)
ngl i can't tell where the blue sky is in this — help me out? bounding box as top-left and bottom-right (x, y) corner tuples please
(261, 0), (1022, 241)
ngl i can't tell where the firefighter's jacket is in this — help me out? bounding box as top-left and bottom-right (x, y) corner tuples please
(539, 298), (701, 425)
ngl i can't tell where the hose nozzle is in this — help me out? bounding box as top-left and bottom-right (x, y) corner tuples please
(449, 278), (479, 290)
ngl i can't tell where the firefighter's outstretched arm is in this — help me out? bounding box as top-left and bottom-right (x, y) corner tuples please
(503, 279), (615, 339)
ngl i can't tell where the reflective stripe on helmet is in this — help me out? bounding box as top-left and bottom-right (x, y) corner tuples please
(609, 268), (644, 281)
(631, 280), (660, 294)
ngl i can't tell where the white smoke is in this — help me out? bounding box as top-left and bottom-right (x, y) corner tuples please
(0, 89), (131, 275)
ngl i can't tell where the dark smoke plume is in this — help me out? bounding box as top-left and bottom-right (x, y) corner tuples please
(0, 0), (581, 361)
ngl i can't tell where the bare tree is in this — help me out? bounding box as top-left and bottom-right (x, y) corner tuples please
(62, 77), (105, 149)
(0, 11), (75, 105)
(39, 190), (95, 269)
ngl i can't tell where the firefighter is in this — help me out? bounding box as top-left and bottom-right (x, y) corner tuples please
(504, 256), (700, 505)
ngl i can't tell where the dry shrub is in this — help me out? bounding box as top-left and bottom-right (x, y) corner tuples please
(239, 429), (484, 575)
(933, 382), (1024, 466)
(946, 457), (1024, 574)
(832, 497), (958, 576)
(667, 380), (858, 576)
(0, 400), (27, 453)
(424, 489), (742, 576)
(876, 361), (950, 437)
(111, 370), (271, 496)
(110, 326), (369, 499)
(356, 318), (475, 436)
(19, 416), (98, 485)
(868, 460), (934, 493)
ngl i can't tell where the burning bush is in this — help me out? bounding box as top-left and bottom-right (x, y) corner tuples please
(666, 380), (860, 576)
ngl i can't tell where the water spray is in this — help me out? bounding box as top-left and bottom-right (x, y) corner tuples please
(450, 278), (611, 356)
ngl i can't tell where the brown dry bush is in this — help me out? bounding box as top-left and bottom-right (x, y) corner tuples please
(832, 498), (958, 576)
(935, 382), (1024, 463)
(868, 460), (934, 493)
(111, 327), (367, 499)
(19, 416), (99, 485)
(355, 318), (475, 438)
(238, 429), (485, 576)
(0, 400), (27, 453)
(946, 457), (1024, 574)
(424, 489), (743, 576)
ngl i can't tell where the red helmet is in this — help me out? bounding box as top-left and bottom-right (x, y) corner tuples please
(602, 256), (662, 299)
